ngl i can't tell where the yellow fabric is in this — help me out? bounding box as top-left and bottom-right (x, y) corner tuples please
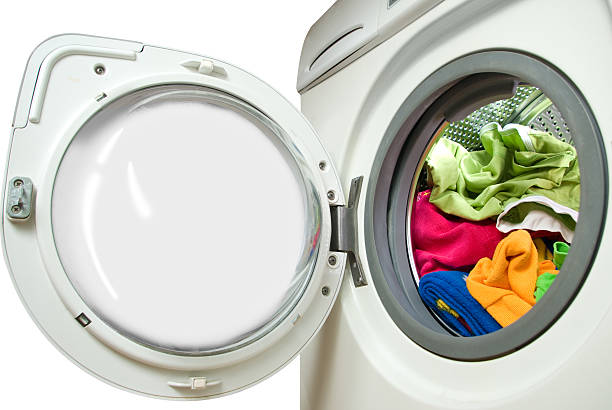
(534, 238), (554, 262)
(436, 299), (459, 318)
(466, 230), (558, 327)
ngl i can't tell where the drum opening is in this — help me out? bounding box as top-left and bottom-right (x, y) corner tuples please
(365, 51), (607, 360)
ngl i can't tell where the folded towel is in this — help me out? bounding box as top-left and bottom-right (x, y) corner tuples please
(419, 270), (502, 336)
(411, 190), (506, 277)
(466, 230), (558, 327)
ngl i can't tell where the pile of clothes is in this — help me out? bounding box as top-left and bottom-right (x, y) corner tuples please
(413, 123), (578, 336)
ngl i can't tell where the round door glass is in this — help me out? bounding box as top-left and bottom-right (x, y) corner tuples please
(51, 85), (321, 355)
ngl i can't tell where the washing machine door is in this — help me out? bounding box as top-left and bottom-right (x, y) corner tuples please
(3, 34), (347, 399)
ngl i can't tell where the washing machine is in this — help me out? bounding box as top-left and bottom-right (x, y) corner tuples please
(3, 0), (611, 408)
(297, 0), (612, 409)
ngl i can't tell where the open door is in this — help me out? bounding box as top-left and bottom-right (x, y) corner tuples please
(3, 34), (346, 398)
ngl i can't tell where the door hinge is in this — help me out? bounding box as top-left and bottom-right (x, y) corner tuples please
(330, 176), (367, 287)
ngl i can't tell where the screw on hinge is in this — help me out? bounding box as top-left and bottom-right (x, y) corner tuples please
(328, 254), (337, 266)
(327, 190), (336, 202)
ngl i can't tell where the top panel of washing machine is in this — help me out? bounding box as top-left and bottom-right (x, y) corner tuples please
(296, 0), (444, 92)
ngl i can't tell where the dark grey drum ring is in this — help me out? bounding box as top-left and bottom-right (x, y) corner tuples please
(364, 50), (607, 361)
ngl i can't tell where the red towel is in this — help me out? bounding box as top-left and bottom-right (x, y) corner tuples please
(411, 190), (506, 277)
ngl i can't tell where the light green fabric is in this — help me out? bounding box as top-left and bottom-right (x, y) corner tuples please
(534, 272), (557, 302)
(553, 242), (570, 268)
(427, 123), (580, 221)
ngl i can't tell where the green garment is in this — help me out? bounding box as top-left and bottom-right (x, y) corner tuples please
(534, 272), (558, 302)
(427, 123), (580, 221)
(553, 242), (570, 268)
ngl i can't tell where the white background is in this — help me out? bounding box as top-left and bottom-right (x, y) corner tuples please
(0, 1), (333, 408)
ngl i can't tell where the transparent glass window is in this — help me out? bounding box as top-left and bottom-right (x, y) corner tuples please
(52, 85), (321, 354)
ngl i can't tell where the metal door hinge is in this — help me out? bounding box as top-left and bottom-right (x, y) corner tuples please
(330, 176), (367, 287)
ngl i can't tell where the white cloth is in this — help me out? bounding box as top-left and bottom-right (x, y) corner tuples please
(496, 195), (578, 243)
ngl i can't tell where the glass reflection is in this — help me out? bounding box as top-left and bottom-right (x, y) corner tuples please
(52, 85), (322, 354)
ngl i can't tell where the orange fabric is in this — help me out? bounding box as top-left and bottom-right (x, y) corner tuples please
(466, 230), (558, 327)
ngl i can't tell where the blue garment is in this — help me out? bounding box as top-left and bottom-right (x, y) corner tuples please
(419, 270), (501, 336)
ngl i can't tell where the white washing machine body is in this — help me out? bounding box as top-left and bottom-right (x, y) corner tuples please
(298, 0), (612, 409)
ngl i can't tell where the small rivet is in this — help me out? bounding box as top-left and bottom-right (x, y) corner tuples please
(318, 161), (327, 171)
(328, 254), (337, 266)
(94, 64), (106, 75)
(327, 190), (336, 202)
(322, 286), (330, 296)
(13, 179), (23, 187)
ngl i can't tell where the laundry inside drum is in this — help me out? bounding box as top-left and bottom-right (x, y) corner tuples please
(408, 85), (580, 337)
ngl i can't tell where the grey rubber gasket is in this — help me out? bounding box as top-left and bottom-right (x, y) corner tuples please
(364, 50), (607, 361)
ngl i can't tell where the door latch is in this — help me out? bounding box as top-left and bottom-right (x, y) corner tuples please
(330, 176), (367, 287)
(6, 177), (33, 220)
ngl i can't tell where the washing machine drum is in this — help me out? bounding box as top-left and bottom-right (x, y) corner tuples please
(363, 55), (606, 362)
(439, 86), (572, 149)
(4, 35), (346, 398)
(410, 85), (577, 329)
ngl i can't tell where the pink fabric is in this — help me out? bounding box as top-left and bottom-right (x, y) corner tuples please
(529, 230), (564, 241)
(411, 190), (506, 277)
